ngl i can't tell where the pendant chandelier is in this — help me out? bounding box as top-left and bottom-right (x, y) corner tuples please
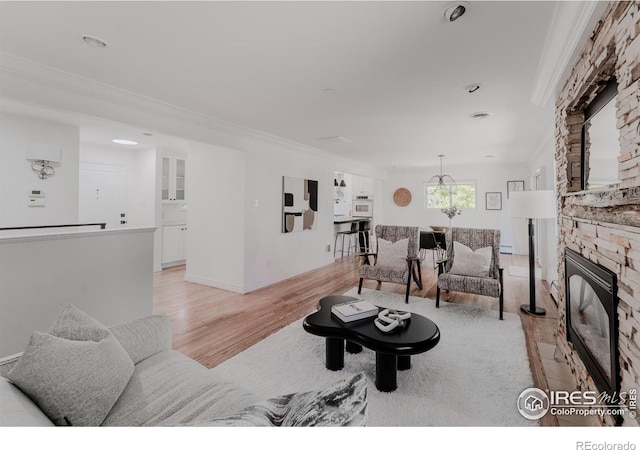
(426, 155), (456, 194)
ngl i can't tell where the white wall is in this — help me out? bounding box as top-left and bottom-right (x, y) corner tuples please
(243, 142), (338, 292)
(129, 148), (157, 228)
(184, 136), (384, 294)
(380, 162), (530, 252)
(0, 227), (155, 357)
(185, 141), (246, 292)
(0, 112), (79, 227)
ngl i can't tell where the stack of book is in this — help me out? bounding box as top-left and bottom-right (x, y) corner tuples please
(331, 299), (378, 323)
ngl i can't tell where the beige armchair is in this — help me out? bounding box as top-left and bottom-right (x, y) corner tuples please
(357, 225), (423, 303)
(436, 227), (504, 319)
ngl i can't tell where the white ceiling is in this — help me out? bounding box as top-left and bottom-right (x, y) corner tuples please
(0, 1), (581, 168)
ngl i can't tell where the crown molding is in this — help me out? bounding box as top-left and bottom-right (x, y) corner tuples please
(0, 52), (385, 177)
(530, 1), (609, 108)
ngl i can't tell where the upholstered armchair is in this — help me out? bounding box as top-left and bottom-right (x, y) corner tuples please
(436, 227), (504, 320)
(357, 225), (423, 303)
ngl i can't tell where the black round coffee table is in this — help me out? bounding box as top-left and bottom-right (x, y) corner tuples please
(303, 295), (440, 392)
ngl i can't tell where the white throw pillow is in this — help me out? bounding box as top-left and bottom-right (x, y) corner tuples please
(376, 238), (409, 270)
(449, 241), (493, 277)
(7, 305), (134, 426)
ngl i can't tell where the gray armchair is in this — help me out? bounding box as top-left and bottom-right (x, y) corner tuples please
(357, 225), (423, 303)
(436, 227), (504, 320)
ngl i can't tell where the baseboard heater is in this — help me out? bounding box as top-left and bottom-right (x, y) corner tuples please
(500, 245), (513, 254)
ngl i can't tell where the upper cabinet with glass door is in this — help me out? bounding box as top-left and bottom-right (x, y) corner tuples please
(161, 155), (187, 202)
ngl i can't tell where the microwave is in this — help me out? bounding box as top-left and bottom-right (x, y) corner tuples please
(352, 199), (373, 217)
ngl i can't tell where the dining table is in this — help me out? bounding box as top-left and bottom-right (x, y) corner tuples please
(419, 229), (447, 268)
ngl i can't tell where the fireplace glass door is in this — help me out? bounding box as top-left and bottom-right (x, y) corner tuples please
(568, 274), (611, 385)
(564, 248), (618, 399)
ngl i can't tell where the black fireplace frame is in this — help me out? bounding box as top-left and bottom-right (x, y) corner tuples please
(564, 248), (620, 402)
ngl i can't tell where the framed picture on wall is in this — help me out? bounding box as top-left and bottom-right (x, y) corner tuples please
(485, 192), (502, 210)
(282, 176), (318, 233)
(507, 180), (525, 198)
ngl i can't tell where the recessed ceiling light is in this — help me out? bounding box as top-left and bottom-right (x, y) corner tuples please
(471, 112), (490, 119)
(322, 88), (336, 94)
(81, 35), (108, 48)
(486, 155), (495, 158)
(112, 139), (138, 145)
(142, 132), (153, 136)
(444, 2), (468, 22)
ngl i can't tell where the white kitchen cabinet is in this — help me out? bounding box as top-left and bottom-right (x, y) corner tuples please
(351, 175), (374, 198)
(161, 155), (187, 202)
(162, 225), (187, 266)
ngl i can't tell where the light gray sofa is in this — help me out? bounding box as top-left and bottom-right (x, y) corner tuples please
(0, 308), (367, 427)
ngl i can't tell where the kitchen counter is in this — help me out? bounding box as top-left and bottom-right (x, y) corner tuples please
(333, 216), (371, 224)
(162, 221), (187, 227)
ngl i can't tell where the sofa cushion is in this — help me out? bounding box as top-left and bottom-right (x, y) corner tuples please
(110, 315), (172, 364)
(0, 377), (54, 427)
(449, 241), (493, 277)
(102, 350), (261, 426)
(6, 305), (134, 426)
(0, 353), (21, 378)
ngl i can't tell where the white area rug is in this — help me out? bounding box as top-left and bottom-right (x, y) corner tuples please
(508, 265), (542, 279)
(210, 288), (537, 426)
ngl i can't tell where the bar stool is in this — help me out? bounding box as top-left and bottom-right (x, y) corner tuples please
(356, 228), (373, 254)
(334, 223), (358, 257)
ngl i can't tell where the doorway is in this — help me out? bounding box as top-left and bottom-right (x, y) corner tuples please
(79, 163), (128, 229)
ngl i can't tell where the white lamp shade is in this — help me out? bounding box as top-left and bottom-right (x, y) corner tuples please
(509, 190), (556, 219)
(26, 145), (62, 163)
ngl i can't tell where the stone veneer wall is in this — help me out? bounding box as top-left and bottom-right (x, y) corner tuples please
(555, 1), (640, 426)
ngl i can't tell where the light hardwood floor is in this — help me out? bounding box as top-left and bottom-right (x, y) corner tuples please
(153, 252), (574, 427)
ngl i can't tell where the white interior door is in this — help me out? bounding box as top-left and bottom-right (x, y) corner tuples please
(79, 163), (128, 229)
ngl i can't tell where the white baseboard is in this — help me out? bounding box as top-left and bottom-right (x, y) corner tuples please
(161, 260), (186, 269)
(243, 258), (335, 294)
(184, 274), (244, 294)
(185, 257), (335, 294)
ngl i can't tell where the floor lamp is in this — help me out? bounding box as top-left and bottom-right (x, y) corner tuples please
(509, 190), (556, 316)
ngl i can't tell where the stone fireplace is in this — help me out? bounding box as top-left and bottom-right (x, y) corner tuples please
(555, 1), (640, 426)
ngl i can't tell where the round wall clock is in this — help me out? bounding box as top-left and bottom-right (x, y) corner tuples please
(393, 188), (412, 207)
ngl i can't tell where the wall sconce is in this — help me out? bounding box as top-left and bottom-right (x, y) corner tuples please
(26, 145), (62, 179)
